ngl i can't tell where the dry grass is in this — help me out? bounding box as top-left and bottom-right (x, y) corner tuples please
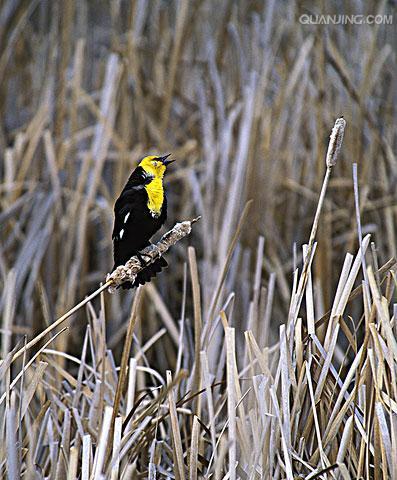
(0, 1), (396, 478)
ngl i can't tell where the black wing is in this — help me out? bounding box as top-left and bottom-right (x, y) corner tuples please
(112, 167), (153, 240)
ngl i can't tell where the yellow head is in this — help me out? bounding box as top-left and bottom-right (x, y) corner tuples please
(138, 154), (174, 179)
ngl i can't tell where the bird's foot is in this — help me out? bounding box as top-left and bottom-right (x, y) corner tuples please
(136, 251), (152, 267)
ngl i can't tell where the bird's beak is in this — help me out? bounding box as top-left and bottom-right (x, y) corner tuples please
(159, 154), (175, 166)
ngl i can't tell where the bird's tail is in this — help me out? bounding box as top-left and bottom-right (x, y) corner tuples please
(119, 256), (168, 290)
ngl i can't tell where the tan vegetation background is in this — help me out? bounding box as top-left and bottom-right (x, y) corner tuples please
(0, 1), (396, 478)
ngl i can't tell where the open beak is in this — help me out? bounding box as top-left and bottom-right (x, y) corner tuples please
(159, 154), (175, 166)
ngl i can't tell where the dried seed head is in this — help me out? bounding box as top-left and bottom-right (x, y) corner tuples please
(107, 218), (199, 292)
(326, 117), (346, 168)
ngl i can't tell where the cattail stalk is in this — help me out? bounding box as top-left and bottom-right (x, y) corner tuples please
(10, 218), (199, 364)
(290, 118), (346, 329)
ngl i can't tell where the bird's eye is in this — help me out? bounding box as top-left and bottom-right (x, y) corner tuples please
(153, 161), (159, 167)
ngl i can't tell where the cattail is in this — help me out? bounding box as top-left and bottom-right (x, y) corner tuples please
(107, 217), (201, 292)
(326, 117), (346, 168)
(290, 116), (347, 329)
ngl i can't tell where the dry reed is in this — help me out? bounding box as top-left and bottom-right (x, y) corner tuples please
(1, 1), (396, 478)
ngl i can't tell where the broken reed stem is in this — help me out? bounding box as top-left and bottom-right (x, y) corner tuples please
(10, 218), (199, 365)
(291, 117), (346, 327)
(352, 163), (371, 314)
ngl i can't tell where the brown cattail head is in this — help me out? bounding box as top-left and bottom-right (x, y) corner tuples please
(326, 117), (346, 168)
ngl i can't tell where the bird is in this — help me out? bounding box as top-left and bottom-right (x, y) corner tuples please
(112, 154), (174, 289)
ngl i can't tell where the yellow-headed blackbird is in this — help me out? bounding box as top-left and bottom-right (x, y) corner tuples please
(112, 154), (174, 289)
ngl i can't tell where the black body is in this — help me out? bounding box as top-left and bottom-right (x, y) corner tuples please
(112, 166), (168, 288)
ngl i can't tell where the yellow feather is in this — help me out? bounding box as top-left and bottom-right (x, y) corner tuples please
(146, 177), (164, 217)
(138, 156), (166, 216)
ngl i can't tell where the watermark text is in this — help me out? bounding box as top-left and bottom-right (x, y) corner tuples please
(299, 14), (393, 25)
